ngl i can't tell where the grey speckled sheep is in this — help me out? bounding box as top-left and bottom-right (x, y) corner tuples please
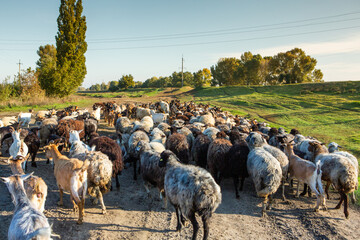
(159, 150), (221, 240)
(136, 141), (167, 206)
(308, 141), (357, 218)
(246, 132), (289, 201)
(128, 130), (150, 180)
(247, 147), (282, 217)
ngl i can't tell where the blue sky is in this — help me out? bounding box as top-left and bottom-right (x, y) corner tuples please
(0, 0), (359, 87)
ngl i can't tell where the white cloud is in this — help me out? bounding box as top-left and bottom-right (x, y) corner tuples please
(252, 34), (360, 57)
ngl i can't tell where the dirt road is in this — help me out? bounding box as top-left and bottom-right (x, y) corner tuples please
(0, 117), (360, 239)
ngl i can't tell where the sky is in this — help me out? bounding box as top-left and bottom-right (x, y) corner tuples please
(0, 0), (359, 88)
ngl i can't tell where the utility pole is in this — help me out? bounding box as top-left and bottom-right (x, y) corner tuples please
(181, 55), (184, 88)
(17, 59), (22, 81)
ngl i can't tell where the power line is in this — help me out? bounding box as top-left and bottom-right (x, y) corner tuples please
(1, 10), (360, 43)
(1, 25), (359, 52)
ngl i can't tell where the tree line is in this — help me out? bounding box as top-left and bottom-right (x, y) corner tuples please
(88, 48), (323, 91)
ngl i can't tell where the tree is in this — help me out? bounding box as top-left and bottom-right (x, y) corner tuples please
(118, 74), (135, 89)
(53, 0), (87, 97)
(211, 58), (241, 86)
(108, 81), (119, 92)
(268, 48), (322, 84)
(171, 71), (193, 87)
(36, 44), (57, 96)
(192, 68), (212, 88)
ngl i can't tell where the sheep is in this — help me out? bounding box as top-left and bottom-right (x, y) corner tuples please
(157, 122), (171, 137)
(165, 126), (190, 164)
(39, 118), (58, 146)
(207, 132), (233, 184)
(328, 142), (359, 203)
(89, 133), (124, 189)
(127, 130), (150, 180)
(83, 116), (98, 143)
(159, 150), (222, 240)
(203, 127), (220, 142)
(199, 113), (215, 126)
(44, 143), (89, 224)
(246, 146), (282, 217)
(115, 116), (132, 135)
(177, 127), (194, 151)
(159, 100), (170, 113)
(92, 106), (101, 121)
(69, 140), (113, 214)
(308, 141), (357, 218)
(9, 127), (29, 172)
(191, 128), (211, 169)
(136, 107), (151, 120)
(23, 128), (40, 169)
(133, 116), (154, 133)
(1, 173), (53, 240)
(246, 132), (289, 201)
(0, 116), (17, 127)
(150, 127), (167, 145)
(18, 112), (32, 128)
(151, 110), (169, 125)
(8, 156), (48, 213)
(135, 140), (167, 205)
(227, 138), (250, 199)
(282, 141), (326, 211)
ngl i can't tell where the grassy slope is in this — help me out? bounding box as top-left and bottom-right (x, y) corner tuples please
(180, 81), (360, 201)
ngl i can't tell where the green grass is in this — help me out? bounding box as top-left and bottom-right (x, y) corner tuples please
(78, 88), (166, 98)
(179, 81), (360, 203)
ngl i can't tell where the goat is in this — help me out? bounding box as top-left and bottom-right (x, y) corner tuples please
(44, 143), (89, 224)
(1, 173), (52, 240)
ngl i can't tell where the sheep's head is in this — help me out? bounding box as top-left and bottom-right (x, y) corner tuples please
(308, 141), (326, 155)
(159, 150), (176, 168)
(246, 132), (266, 149)
(328, 142), (341, 153)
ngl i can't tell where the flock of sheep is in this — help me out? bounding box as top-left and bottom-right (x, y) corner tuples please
(0, 99), (358, 240)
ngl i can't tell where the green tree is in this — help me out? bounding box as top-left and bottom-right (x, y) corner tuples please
(100, 82), (108, 91)
(36, 44), (57, 96)
(171, 71), (193, 87)
(268, 48), (322, 84)
(118, 74), (135, 89)
(211, 58), (241, 86)
(53, 0), (87, 97)
(192, 68), (212, 88)
(108, 81), (119, 92)
(89, 83), (101, 91)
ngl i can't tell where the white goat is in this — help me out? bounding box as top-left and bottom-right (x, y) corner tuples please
(9, 127), (28, 172)
(18, 112), (32, 128)
(1, 173), (53, 240)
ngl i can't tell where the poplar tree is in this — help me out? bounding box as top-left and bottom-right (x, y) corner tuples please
(54, 0), (87, 97)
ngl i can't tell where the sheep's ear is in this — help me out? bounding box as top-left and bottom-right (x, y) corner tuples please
(0, 177), (10, 183)
(21, 172), (34, 181)
(78, 129), (83, 134)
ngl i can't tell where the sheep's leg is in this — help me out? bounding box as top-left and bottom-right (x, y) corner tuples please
(343, 192), (349, 219)
(115, 173), (120, 189)
(233, 176), (240, 199)
(281, 179), (286, 201)
(262, 196), (268, 217)
(98, 191), (106, 214)
(133, 160), (137, 180)
(290, 179), (294, 190)
(335, 192), (344, 209)
(189, 212), (199, 240)
(295, 181), (300, 198)
(325, 182), (331, 200)
(300, 183), (308, 196)
(239, 177), (245, 191)
(31, 153), (37, 167)
(201, 215), (210, 240)
(266, 195), (273, 210)
(57, 188), (64, 206)
(350, 192), (356, 204)
(174, 206), (182, 232)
